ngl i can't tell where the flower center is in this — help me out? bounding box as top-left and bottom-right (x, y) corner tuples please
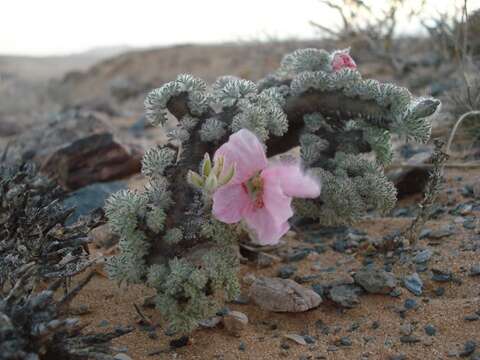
(242, 173), (264, 209)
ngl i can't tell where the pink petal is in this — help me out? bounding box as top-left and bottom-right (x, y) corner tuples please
(212, 184), (251, 223)
(261, 171), (294, 226)
(331, 51), (357, 71)
(263, 164), (321, 198)
(214, 129), (267, 184)
(244, 208), (290, 245)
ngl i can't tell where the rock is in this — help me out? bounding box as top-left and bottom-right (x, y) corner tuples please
(328, 285), (361, 308)
(89, 223), (119, 249)
(428, 225), (455, 239)
(431, 268), (452, 282)
(42, 132), (141, 190)
(464, 314), (480, 321)
(413, 249), (433, 264)
(256, 252), (276, 268)
(404, 298), (418, 310)
(284, 334), (307, 346)
(284, 248), (310, 262)
(63, 180), (127, 224)
(249, 277), (322, 312)
(223, 311), (248, 336)
(400, 335), (420, 344)
(114, 354), (132, 360)
(278, 265), (297, 279)
(470, 264), (480, 276)
(336, 336), (352, 347)
(424, 324), (436, 336)
(8, 110), (142, 190)
(354, 267), (397, 294)
(460, 340), (476, 357)
(400, 323), (413, 336)
(198, 316), (222, 328)
(404, 273), (423, 296)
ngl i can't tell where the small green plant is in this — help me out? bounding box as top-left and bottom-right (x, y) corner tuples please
(106, 47), (440, 334)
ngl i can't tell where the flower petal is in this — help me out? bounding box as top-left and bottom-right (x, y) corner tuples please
(244, 208), (290, 245)
(214, 129), (267, 184)
(263, 164), (321, 198)
(212, 184), (251, 223)
(261, 171), (294, 226)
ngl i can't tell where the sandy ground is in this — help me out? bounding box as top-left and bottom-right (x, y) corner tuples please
(70, 168), (480, 360)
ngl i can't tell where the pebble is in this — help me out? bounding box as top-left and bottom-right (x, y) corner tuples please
(198, 316), (222, 328)
(278, 265), (297, 279)
(336, 336), (352, 346)
(238, 341), (246, 351)
(404, 273), (423, 296)
(470, 264), (480, 276)
(328, 285), (361, 308)
(400, 323), (413, 336)
(464, 314), (480, 321)
(389, 355), (406, 360)
(249, 277), (322, 312)
(311, 284), (325, 297)
(460, 340), (476, 357)
(428, 225), (455, 239)
(424, 324), (436, 336)
(285, 249), (310, 262)
(400, 335), (420, 344)
(434, 287), (445, 297)
(98, 319), (110, 327)
(431, 268), (452, 282)
(284, 333), (307, 345)
(389, 288), (402, 297)
(114, 355), (132, 360)
(170, 336), (189, 348)
(413, 249), (433, 264)
(404, 298), (418, 310)
(223, 311), (248, 336)
(353, 267), (397, 294)
(371, 320), (380, 329)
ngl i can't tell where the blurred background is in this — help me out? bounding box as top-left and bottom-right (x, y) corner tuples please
(1, 0), (480, 213)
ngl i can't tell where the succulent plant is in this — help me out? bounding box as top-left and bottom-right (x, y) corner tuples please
(106, 47), (440, 333)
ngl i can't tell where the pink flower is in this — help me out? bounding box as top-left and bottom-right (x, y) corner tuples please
(331, 50), (357, 71)
(212, 129), (321, 245)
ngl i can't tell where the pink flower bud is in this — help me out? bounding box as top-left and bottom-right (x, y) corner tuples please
(331, 50), (357, 71)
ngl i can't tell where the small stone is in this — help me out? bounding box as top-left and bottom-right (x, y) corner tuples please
(231, 294), (250, 305)
(413, 249), (433, 264)
(400, 335), (420, 344)
(303, 335), (316, 344)
(328, 285), (361, 308)
(257, 253), (275, 268)
(434, 287), (445, 297)
(404, 273), (423, 296)
(389, 354), (406, 360)
(239, 341), (246, 351)
(470, 264), (480, 276)
(371, 321), (380, 329)
(284, 334), (307, 345)
(473, 182), (480, 198)
(389, 288), (402, 297)
(114, 354), (132, 360)
(354, 267), (397, 294)
(404, 298), (418, 310)
(431, 268), (452, 282)
(400, 323), (413, 336)
(311, 284), (325, 297)
(464, 314), (480, 321)
(285, 249), (310, 262)
(69, 304), (91, 316)
(429, 225), (455, 239)
(460, 340), (476, 357)
(198, 316), (222, 328)
(336, 336), (352, 347)
(98, 319), (109, 327)
(424, 324), (436, 336)
(278, 265), (297, 279)
(223, 311), (248, 336)
(249, 277), (322, 312)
